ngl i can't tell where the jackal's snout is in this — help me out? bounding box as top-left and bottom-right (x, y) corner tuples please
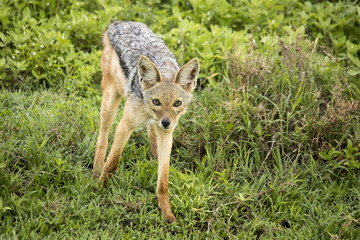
(161, 118), (171, 129)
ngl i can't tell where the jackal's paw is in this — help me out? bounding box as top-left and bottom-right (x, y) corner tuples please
(159, 208), (176, 223)
(92, 169), (100, 179)
(164, 212), (176, 224)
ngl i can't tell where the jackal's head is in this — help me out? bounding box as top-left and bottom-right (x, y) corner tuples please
(138, 56), (199, 130)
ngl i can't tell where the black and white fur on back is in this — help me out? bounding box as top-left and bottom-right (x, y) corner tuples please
(107, 21), (180, 99)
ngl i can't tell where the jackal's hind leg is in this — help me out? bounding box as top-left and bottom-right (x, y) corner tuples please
(99, 102), (134, 185)
(147, 125), (157, 158)
(93, 89), (121, 178)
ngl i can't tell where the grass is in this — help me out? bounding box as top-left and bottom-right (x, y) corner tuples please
(1, 0), (360, 239)
(1, 82), (359, 239)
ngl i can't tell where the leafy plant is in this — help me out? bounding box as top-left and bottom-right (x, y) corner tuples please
(320, 140), (360, 173)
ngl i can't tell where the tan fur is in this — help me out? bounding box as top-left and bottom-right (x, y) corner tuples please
(93, 32), (199, 223)
(147, 125), (158, 157)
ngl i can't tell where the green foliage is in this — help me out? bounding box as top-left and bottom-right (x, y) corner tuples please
(319, 140), (360, 173)
(1, 0), (360, 239)
(2, 0), (360, 90)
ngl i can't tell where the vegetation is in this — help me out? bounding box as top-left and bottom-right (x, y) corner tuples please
(1, 0), (359, 239)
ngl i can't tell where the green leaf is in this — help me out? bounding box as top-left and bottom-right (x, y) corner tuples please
(0, 32), (6, 43)
(22, 6), (31, 20)
(238, 193), (245, 201)
(346, 41), (360, 54)
(0, 58), (6, 68)
(172, 6), (182, 19)
(32, 70), (40, 79)
(319, 151), (330, 160)
(347, 51), (360, 69)
(226, 122), (234, 130)
(295, 26), (305, 35)
(208, 78), (216, 87)
(349, 83), (360, 100)
(348, 68), (360, 76)
(0, 162), (7, 169)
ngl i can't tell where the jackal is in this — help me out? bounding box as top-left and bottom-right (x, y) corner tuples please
(92, 21), (199, 223)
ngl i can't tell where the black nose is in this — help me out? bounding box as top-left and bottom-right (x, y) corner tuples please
(161, 118), (171, 128)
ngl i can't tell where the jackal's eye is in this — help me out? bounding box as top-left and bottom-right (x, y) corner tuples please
(173, 100), (182, 107)
(152, 99), (161, 106)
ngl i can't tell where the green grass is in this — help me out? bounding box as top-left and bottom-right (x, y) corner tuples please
(1, 87), (359, 239)
(1, 0), (360, 239)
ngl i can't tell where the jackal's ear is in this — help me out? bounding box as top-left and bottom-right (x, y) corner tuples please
(138, 56), (162, 90)
(174, 58), (199, 93)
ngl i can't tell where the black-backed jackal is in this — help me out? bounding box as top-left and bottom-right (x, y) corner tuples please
(93, 21), (199, 223)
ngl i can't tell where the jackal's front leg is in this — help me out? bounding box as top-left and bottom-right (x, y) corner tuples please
(156, 127), (176, 223)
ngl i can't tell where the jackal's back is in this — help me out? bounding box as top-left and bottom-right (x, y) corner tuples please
(106, 21), (179, 99)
